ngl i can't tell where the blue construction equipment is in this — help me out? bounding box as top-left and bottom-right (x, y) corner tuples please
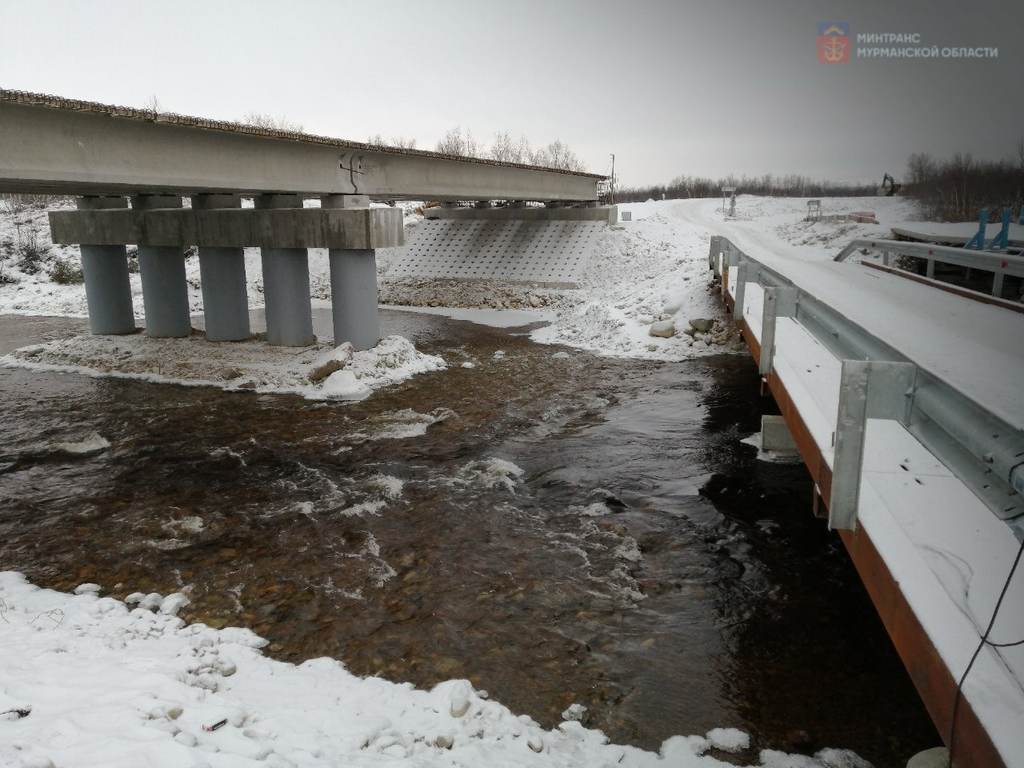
(986, 208), (1011, 251)
(964, 208), (988, 249)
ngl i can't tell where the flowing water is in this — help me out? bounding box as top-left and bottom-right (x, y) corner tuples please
(0, 310), (938, 766)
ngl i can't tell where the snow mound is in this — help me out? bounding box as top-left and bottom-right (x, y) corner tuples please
(319, 336), (447, 400)
(707, 726), (750, 752)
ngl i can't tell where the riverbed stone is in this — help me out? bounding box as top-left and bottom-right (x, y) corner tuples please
(648, 319), (676, 338)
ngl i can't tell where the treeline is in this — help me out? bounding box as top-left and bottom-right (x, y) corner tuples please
(433, 128), (586, 172)
(611, 173), (876, 203)
(903, 145), (1024, 221)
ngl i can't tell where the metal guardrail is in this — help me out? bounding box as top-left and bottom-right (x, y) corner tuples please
(709, 235), (1024, 540)
(835, 238), (1024, 298)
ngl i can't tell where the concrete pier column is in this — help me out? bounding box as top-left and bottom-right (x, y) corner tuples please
(322, 194), (379, 350)
(131, 194), (190, 338)
(77, 196), (135, 335)
(256, 194), (314, 347)
(193, 194), (250, 341)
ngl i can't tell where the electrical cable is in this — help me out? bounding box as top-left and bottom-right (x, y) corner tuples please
(947, 536), (1024, 766)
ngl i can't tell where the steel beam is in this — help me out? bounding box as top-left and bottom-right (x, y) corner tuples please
(830, 360), (917, 530)
(0, 93), (601, 201)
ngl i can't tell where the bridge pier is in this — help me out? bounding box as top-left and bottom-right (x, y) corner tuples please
(77, 196), (136, 335)
(323, 195), (379, 350)
(193, 194), (250, 342)
(132, 194), (191, 338)
(256, 194), (315, 347)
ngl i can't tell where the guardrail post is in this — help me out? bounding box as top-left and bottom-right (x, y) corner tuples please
(132, 194), (190, 338)
(193, 194), (250, 342)
(992, 271), (1005, 297)
(257, 194), (315, 347)
(708, 236), (722, 273)
(830, 360), (917, 530)
(733, 261), (748, 318)
(758, 286), (798, 375)
(76, 196), (136, 335)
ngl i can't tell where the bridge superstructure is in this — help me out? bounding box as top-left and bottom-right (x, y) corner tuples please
(0, 89), (607, 348)
(709, 234), (1024, 768)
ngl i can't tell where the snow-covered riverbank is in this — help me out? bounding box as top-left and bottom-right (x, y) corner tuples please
(0, 573), (873, 768)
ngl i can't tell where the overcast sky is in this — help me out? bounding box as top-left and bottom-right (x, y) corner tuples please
(1, 0), (1019, 187)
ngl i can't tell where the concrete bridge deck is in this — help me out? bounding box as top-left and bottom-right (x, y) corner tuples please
(706, 220), (1024, 768)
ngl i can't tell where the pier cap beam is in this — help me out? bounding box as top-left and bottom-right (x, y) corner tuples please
(48, 207), (404, 249)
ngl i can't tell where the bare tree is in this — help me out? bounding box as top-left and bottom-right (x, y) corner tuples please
(144, 94), (162, 118)
(242, 112), (304, 133)
(489, 131), (531, 163)
(435, 126), (481, 158)
(531, 139), (585, 171)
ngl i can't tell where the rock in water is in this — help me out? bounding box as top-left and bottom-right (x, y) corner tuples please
(561, 703), (587, 722)
(648, 319), (676, 338)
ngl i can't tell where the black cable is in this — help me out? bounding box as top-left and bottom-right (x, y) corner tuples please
(985, 637), (1024, 648)
(948, 536), (1024, 766)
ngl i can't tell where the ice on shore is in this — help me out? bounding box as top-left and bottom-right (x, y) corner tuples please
(1, 334), (445, 402)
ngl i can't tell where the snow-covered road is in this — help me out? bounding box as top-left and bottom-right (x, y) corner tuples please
(664, 197), (1024, 430)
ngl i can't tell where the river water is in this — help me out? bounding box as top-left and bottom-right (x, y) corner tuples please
(0, 310), (937, 765)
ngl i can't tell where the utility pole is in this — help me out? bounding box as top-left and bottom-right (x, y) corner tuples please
(609, 153), (616, 205)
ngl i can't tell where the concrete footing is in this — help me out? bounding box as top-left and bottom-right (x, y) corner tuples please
(77, 196), (135, 335)
(194, 195), (250, 342)
(257, 195), (314, 347)
(133, 195), (190, 338)
(761, 414), (798, 453)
